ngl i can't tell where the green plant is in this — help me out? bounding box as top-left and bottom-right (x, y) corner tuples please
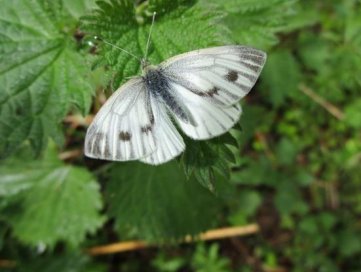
(191, 243), (231, 272)
(1, 0), (360, 271)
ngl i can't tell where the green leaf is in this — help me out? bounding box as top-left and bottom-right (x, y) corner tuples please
(218, 0), (299, 49)
(0, 146), (105, 247)
(152, 253), (186, 272)
(275, 138), (299, 166)
(344, 99), (361, 129)
(81, 0), (226, 87)
(231, 156), (280, 186)
(191, 243), (231, 272)
(275, 181), (308, 216)
(260, 50), (301, 106)
(237, 105), (275, 148)
(0, 0), (95, 158)
(298, 32), (331, 71)
(182, 133), (237, 191)
(17, 253), (106, 272)
(278, 0), (319, 32)
(62, 0), (98, 19)
(106, 161), (221, 241)
(338, 229), (361, 257)
(228, 190), (261, 225)
(344, 0), (361, 44)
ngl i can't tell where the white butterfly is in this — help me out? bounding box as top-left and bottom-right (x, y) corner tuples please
(84, 44), (266, 165)
(84, 15), (266, 165)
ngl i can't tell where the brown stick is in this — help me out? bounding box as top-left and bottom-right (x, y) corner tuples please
(87, 224), (260, 256)
(64, 114), (94, 128)
(299, 84), (344, 120)
(58, 149), (83, 160)
(1, 225), (260, 266)
(0, 260), (16, 268)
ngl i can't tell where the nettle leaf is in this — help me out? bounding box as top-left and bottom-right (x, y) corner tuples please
(345, 99), (361, 129)
(260, 50), (301, 107)
(182, 133), (238, 191)
(62, 0), (98, 19)
(228, 189), (262, 225)
(106, 162), (221, 241)
(275, 181), (308, 216)
(275, 138), (299, 166)
(0, 146), (105, 247)
(237, 104), (275, 149)
(207, 0), (299, 49)
(0, 0), (96, 158)
(231, 156), (280, 186)
(281, 0), (319, 32)
(81, 0), (226, 87)
(17, 253), (106, 272)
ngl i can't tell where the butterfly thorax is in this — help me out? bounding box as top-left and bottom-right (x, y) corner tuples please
(142, 66), (194, 125)
(143, 66), (169, 96)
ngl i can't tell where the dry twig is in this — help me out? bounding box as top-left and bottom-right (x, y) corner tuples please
(64, 114), (94, 128)
(58, 149), (83, 160)
(299, 84), (344, 120)
(0, 260), (16, 269)
(0, 225), (260, 267)
(87, 224), (260, 256)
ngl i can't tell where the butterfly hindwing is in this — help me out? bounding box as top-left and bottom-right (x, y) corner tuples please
(140, 96), (185, 165)
(167, 83), (243, 139)
(84, 78), (157, 161)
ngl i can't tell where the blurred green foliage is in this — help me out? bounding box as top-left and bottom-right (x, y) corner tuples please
(0, 0), (360, 271)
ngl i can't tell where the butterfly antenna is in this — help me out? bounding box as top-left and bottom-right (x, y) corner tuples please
(144, 12), (156, 61)
(94, 36), (141, 62)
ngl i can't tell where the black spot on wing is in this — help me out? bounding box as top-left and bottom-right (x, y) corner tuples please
(119, 131), (131, 141)
(199, 86), (219, 97)
(162, 72), (227, 105)
(141, 124), (153, 134)
(207, 86), (219, 97)
(225, 70), (238, 82)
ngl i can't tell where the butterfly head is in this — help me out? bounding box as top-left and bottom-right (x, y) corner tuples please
(141, 59), (157, 75)
(141, 58), (151, 70)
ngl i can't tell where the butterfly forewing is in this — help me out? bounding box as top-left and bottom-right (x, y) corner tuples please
(161, 46), (266, 107)
(158, 45), (266, 140)
(84, 78), (156, 161)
